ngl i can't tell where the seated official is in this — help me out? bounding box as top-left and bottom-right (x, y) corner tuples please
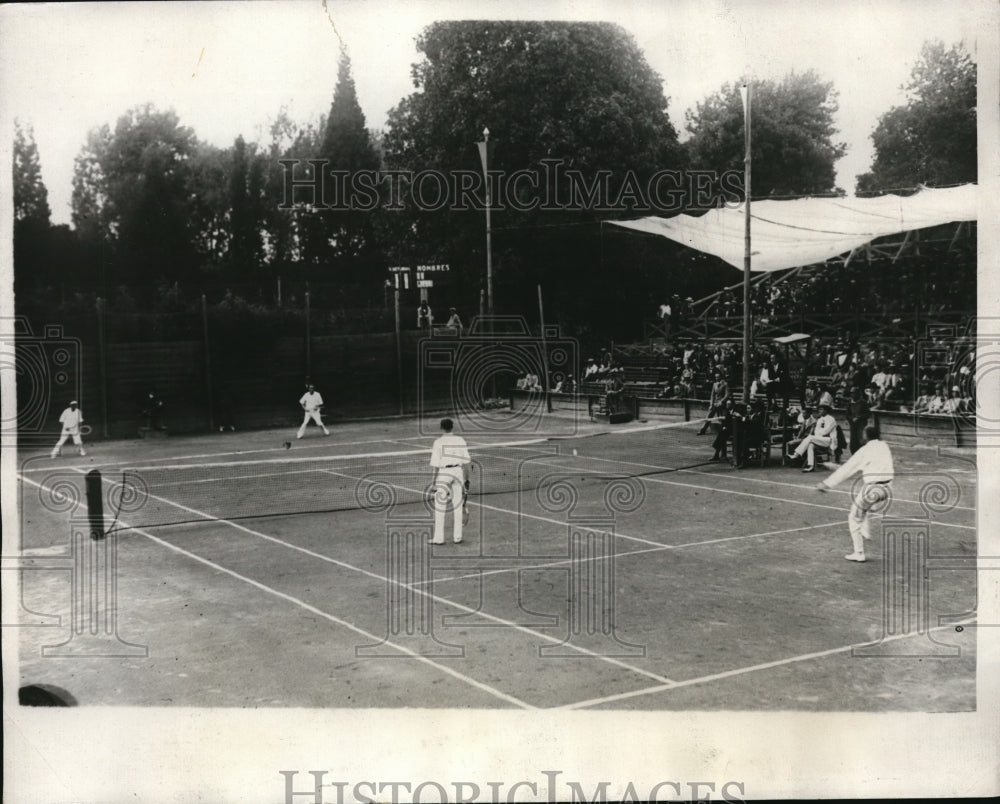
(788, 402), (837, 472)
(784, 405), (818, 455)
(710, 398), (737, 462)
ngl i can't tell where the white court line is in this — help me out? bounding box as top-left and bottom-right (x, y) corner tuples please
(419, 521), (843, 586)
(17, 472), (532, 709)
(83, 471), (680, 688)
(558, 615), (978, 710)
(322, 469), (671, 550)
(498, 442), (978, 513)
(17, 436), (414, 472)
(488, 451), (977, 532)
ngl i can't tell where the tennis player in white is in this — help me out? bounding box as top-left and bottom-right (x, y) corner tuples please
(297, 384), (330, 438)
(429, 418), (471, 544)
(51, 400), (86, 458)
(816, 425), (894, 562)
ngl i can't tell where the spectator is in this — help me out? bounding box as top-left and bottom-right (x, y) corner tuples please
(698, 369), (730, 435)
(584, 358), (598, 379)
(913, 383), (935, 413)
(804, 380), (821, 410)
(865, 382), (883, 410)
(846, 385), (871, 454)
(784, 404), (818, 456)
(417, 301), (432, 329)
(788, 402), (838, 472)
(927, 384), (948, 414)
(943, 386), (966, 415)
(710, 397), (737, 461)
(658, 301), (672, 338)
(142, 391), (166, 431)
(445, 307), (464, 335)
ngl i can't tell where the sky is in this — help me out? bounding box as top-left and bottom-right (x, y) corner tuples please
(0, 0), (989, 227)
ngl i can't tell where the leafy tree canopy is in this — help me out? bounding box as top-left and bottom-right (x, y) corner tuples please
(685, 70), (847, 197)
(856, 41), (976, 193)
(13, 120), (51, 225)
(384, 21), (682, 202)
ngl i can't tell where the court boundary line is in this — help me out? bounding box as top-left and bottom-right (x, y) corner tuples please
(16, 436), (416, 472)
(557, 614), (978, 710)
(75, 471), (682, 688)
(16, 473), (533, 709)
(485, 451), (976, 531)
(320, 469), (674, 550)
(495, 441), (978, 514)
(419, 521), (844, 587)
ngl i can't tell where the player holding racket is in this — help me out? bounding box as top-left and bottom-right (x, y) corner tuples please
(296, 384), (330, 438)
(429, 418), (471, 544)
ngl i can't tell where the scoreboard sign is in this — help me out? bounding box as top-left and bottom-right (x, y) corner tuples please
(387, 264), (449, 288)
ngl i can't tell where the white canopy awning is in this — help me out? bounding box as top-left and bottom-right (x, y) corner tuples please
(607, 184), (977, 273)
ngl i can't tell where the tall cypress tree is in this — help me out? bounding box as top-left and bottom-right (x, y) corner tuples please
(13, 121), (53, 292)
(306, 51), (380, 274)
(13, 121), (51, 225)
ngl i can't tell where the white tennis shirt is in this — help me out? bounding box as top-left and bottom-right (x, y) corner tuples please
(430, 433), (471, 469)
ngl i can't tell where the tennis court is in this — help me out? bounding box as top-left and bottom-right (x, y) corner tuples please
(15, 412), (977, 710)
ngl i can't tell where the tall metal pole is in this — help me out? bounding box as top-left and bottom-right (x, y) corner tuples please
(483, 127), (494, 318)
(394, 282), (404, 415)
(538, 285), (552, 413)
(741, 82), (753, 402)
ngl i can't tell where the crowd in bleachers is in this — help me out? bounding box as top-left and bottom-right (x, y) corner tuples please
(525, 243), (977, 418)
(719, 252), (976, 320)
(544, 329), (976, 419)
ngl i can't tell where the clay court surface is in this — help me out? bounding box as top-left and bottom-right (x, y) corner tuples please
(13, 413), (978, 710)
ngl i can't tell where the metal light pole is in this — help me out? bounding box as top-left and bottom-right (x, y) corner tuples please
(740, 83), (753, 402)
(478, 127), (494, 317)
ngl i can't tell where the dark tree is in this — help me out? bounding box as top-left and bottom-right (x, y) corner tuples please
(227, 134), (265, 270)
(70, 104), (200, 282)
(13, 120), (50, 225)
(13, 120), (56, 294)
(286, 51), (382, 290)
(685, 71), (847, 197)
(856, 41), (976, 193)
(382, 21), (684, 328)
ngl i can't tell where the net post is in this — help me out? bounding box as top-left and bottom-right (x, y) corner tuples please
(85, 469), (105, 540)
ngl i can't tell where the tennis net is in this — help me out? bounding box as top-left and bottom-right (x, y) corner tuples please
(102, 422), (714, 533)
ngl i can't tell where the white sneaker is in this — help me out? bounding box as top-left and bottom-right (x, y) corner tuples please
(79, 450), (86, 456)
(844, 552), (867, 562)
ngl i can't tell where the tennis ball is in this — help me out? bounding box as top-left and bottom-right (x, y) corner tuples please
(572, 448), (578, 456)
